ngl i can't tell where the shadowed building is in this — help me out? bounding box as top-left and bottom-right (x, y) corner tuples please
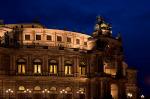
(0, 16), (138, 99)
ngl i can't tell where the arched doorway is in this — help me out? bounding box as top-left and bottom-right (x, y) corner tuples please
(111, 84), (118, 99)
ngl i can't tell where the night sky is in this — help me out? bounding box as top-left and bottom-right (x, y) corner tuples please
(0, 0), (150, 95)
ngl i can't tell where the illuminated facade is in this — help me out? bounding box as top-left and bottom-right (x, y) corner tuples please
(0, 17), (138, 99)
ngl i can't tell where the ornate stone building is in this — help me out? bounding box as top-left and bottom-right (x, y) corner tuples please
(0, 16), (138, 99)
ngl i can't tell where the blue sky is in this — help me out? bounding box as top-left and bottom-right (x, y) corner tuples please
(0, 0), (150, 95)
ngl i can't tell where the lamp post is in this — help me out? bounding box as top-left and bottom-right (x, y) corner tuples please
(60, 89), (67, 99)
(42, 89), (50, 99)
(6, 89), (13, 99)
(24, 89), (32, 99)
(127, 93), (133, 99)
(141, 94), (144, 99)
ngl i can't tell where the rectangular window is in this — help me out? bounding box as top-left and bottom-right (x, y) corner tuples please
(25, 35), (30, 40)
(65, 66), (72, 75)
(34, 64), (41, 73)
(47, 35), (52, 40)
(57, 36), (62, 42)
(79, 66), (86, 75)
(36, 35), (41, 40)
(67, 37), (71, 43)
(76, 39), (80, 44)
(84, 42), (87, 46)
(49, 64), (57, 74)
(18, 64), (25, 74)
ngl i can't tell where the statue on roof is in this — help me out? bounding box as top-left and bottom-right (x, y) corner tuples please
(93, 16), (112, 37)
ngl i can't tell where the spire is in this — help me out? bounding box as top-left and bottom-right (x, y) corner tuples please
(92, 16), (112, 37)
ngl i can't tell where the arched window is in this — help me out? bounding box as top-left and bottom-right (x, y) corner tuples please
(17, 59), (26, 74)
(49, 60), (58, 74)
(65, 61), (72, 75)
(79, 62), (86, 75)
(50, 87), (57, 91)
(18, 86), (25, 91)
(34, 86), (41, 91)
(65, 87), (71, 92)
(33, 59), (41, 74)
(111, 84), (118, 99)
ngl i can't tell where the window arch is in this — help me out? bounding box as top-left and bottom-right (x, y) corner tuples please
(18, 86), (25, 91)
(49, 60), (58, 74)
(17, 59), (26, 74)
(33, 59), (42, 74)
(34, 86), (41, 91)
(79, 62), (86, 75)
(50, 87), (57, 91)
(65, 61), (72, 75)
(65, 87), (71, 92)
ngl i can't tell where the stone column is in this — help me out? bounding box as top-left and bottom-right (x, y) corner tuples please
(73, 56), (77, 77)
(28, 55), (32, 75)
(76, 56), (79, 76)
(58, 56), (62, 76)
(96, 54), (103, 73)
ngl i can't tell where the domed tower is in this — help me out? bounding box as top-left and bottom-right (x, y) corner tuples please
(93, 16), (112, 37)
(90, 16), (128, 99)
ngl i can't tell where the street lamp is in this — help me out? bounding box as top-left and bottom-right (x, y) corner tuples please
(127, 93), (133, 99)
(76, 89), (85, 98)
(141, 94), (144, 99)
(24, 89), (32, 98)
(42, 89), (50, 99)
(6, 89), (13, 99)
(60, 89), (67, 99)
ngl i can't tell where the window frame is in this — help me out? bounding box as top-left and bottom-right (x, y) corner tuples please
(36, 35), (41, 40)
(49, 60), (58, 74)
(25, 34), (30, 40)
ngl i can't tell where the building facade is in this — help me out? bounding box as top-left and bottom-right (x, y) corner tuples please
(0, 17), (138, 99)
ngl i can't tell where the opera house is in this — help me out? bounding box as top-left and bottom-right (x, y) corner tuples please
(0, 17), (138, 99)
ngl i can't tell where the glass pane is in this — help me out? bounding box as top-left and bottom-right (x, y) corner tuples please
(38, 65), (41, 73)
(22, 64), (25, 73)
(65, 66), (68, 74)
(34, 65), (37, 73)
(18, 65), (21, 73)
(54, 65), (57, 74)
(50, 65), (53, 73)
(82, 67), (85, 75)
(79, 67), (81, 75)
(69, 66), (71, 74)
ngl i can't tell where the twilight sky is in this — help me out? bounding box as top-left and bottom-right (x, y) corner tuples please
(0, 0), (150, 95)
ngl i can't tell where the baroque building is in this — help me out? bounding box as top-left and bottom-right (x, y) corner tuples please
(0, 16), (138, 99)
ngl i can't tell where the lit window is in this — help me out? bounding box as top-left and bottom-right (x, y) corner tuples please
(18, 86), (25, 91)
(33, 59), (41, 74)
(47, 35), (52, 41)
(65, 61), (72, 75)
(67, 37), (71, 43)
(25, 35), (30, 40)
(79, 62), (86, 75)
(76, 39), (80, 44)
(84, 42), (87, 46)
(104, 62), (116, 76)
(36, 35), (41, 40)
(49, 60), (58, 74)
(57, 36), (62, 42)
(17, 59), (26, 74)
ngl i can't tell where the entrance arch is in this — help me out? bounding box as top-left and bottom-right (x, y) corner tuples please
(111, 84), (118, 99)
